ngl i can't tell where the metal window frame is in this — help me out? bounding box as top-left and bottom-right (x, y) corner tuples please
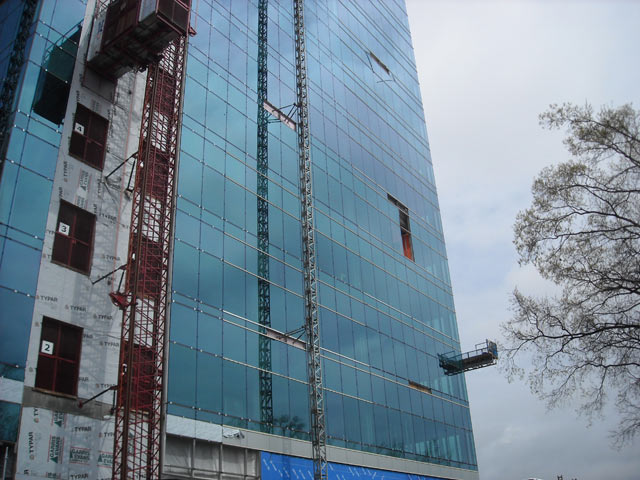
(51, 200), (96, 274)
(35, 317), (83, 396)
(69, 103), (109, 171)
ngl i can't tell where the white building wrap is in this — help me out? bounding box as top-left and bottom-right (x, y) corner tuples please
(16, 407), (113, 480)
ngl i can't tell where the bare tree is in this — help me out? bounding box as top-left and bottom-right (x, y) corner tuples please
(502, 103), (640, 443)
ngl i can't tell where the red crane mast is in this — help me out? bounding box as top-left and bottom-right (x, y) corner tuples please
(87, 1), (191, 477)
(111, 35), (187, 479)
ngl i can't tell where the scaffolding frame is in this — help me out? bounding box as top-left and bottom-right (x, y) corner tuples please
(256, 0), (274, 433)
(111, 35), (187, 480)
(293, 1), (327, 479)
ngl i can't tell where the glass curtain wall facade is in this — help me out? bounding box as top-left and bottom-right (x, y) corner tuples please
(0, 0), (85, 444)
(168, 0), (477, 472)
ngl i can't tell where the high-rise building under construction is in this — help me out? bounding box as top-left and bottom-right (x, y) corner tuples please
(0, 1), (479, 479)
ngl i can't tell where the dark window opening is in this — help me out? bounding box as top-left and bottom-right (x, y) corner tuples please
(69, 104), (109, 170)
(408, 380), (432, 394)
(51, 200), (96, 274)
(32, 25), (82, 125)
(369, 51), (393, 83)
(369, 51), (390, 75)
(35, 317), (82, 396)
(388, 194), (414, 261)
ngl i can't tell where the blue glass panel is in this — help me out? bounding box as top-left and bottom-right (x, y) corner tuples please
(0, 289), (33, 377)
(222, 360), (246, 421)
(272, 375), (289, 433)
(172, 241), (199, 298)
(246, 366), (260, 421)
(5, 128), (25, 163)
(325, 391), (344, 440)
(175, 210), (200, 246)
(170, 302), (197, 346)
(320, 308), (338, 353)
(388, 408), (403, 452)
(0, 401), (21, 442)
(373, 404), (390, 450)
(287, 346), (306, 382)
(223, 321), (246, 363)
(202, 166), (224, 216)
(322, 358), (340, 392)
(288, 380), (309, 436)
(21, 134), (58, 178)
(196, 352), (221, 413)
(343, 395), (360, 444)
(168, 343), (196, 406)
(340, 364), (356, 397)
(0, 239), (40, 294)
(223, 262), (245, 316)
(0, 162), (18, 225)
(224, 180), (245, 228)
(401, 412), (416, 454)
(10, 166), (52, 238)
(184, 76), (207, 120)
(199, 252), (222, 307)
(50, 0), (85, 33)
(178, 152), (203, 204)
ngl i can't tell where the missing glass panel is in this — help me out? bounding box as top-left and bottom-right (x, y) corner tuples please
(388, 194), (414, 261)
(408, 380), (432, 394)
(32, 25), (82, 125)
(369, 51), (390, 75)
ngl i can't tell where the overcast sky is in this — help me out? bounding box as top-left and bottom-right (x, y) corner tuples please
(405, 1), (640, 479)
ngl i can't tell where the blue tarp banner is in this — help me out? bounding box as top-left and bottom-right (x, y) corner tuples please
(260, 452), (443, 480)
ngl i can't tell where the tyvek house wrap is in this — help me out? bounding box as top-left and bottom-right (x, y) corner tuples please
(16, 407), (114, 480)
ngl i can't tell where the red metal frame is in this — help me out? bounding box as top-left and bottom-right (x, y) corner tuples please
(35, 317), (83, 396)
(111, 35), (186, 480)
(69, 103), (109, 170)
(52, 200), (96, 274)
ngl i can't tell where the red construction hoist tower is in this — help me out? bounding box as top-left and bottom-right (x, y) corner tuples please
(87, 1), (191, 478)
(111, 35), (187, 479)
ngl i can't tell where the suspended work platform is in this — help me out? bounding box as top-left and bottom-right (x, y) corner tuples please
(438, 340), (498, 376)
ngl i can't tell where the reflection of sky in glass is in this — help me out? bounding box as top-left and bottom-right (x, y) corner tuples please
(168, 0), (476, 471)
(0, 0), (85, 386)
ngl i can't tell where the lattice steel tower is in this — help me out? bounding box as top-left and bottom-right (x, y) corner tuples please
(294, 1), (327, 478)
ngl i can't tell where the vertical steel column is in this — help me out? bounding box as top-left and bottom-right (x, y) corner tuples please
(293, 1), (327, 479)
(256, 0), (273, 432)
(112, 35), (187, 480)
